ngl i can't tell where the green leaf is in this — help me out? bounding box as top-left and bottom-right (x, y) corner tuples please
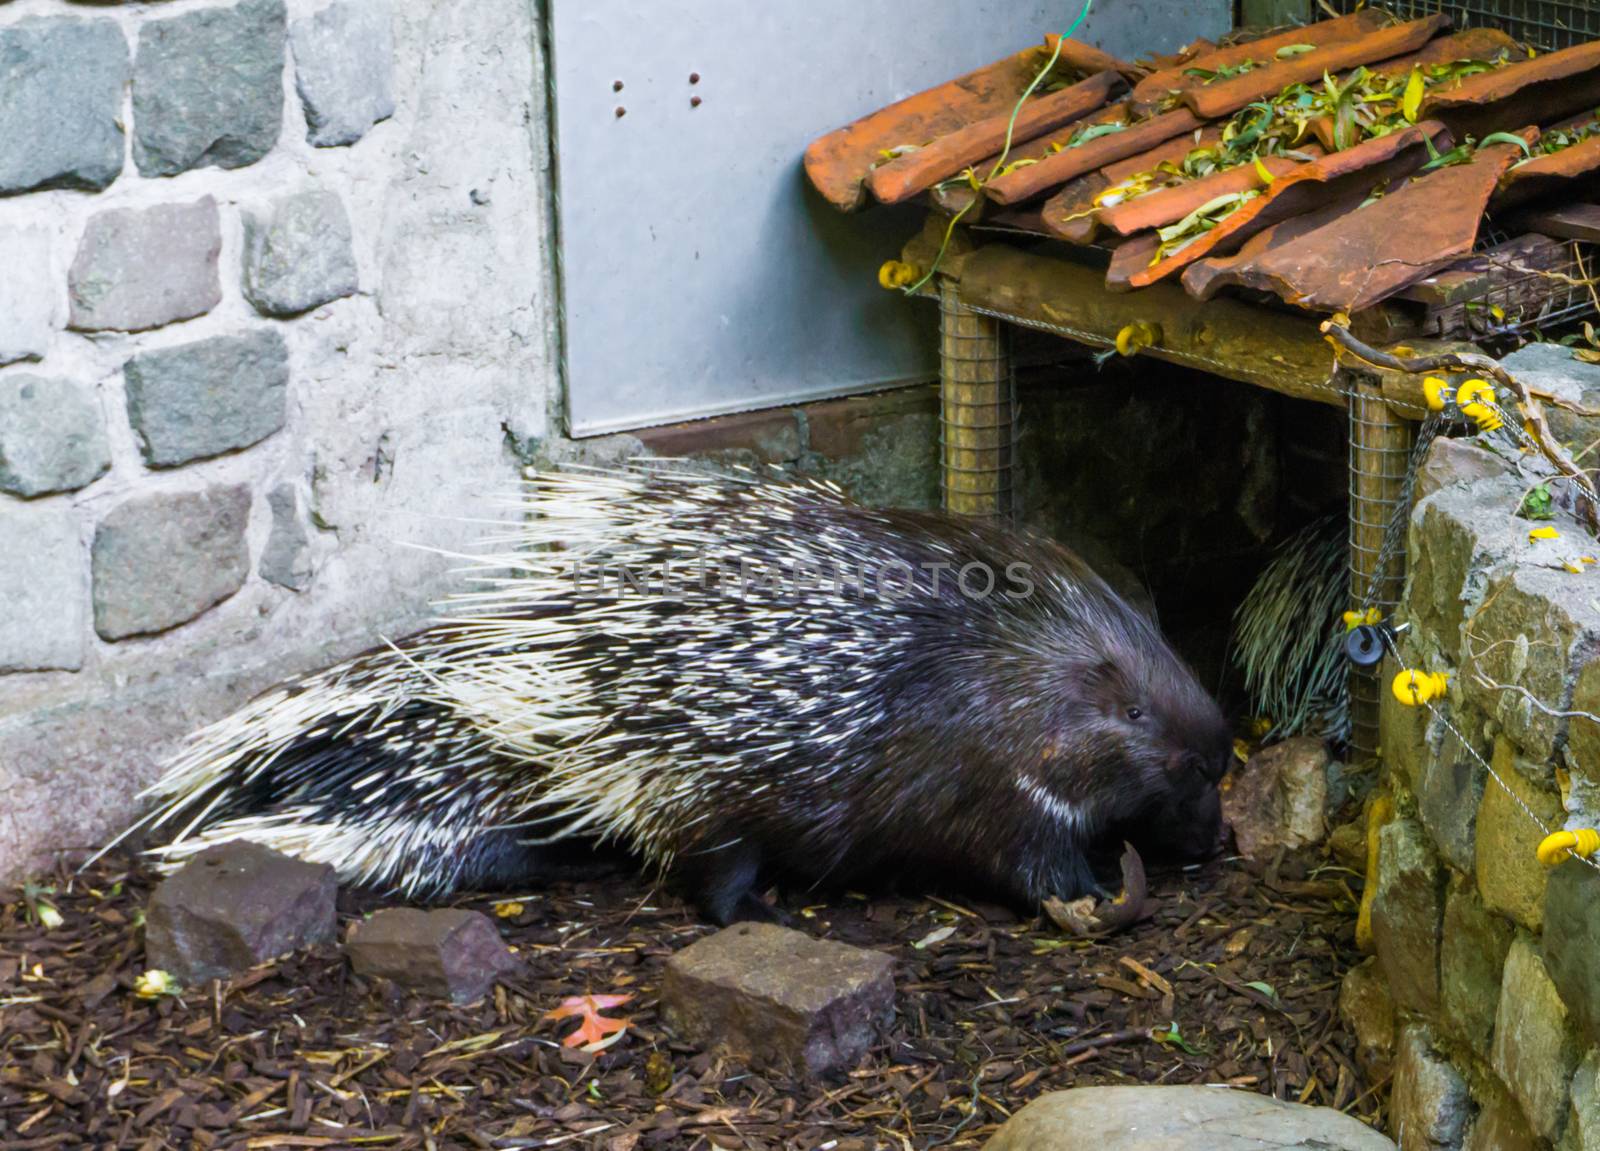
(1153, 1021), (1205, 1055)
(1402, 67), (1425, 123)
(1274, 43), (1316, 59)
(1480, 131), (1533, 156)
(1522, 484), (1555, 521)
(1244, 980), (1280, 1003)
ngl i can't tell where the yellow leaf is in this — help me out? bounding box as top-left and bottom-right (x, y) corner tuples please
(1402, 67), (1424, 123)
(1530, 526), (1561, 542)
(1253, 156), (1275, 185)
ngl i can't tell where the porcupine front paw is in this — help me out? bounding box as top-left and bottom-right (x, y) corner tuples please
(687, 841), (787, 926)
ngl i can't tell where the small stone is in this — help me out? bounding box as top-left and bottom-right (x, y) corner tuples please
(1390, 1024), (1471, 1150)
(346, 909), (519, 1004)
(1338, 957), (1395, 1078)
(661, 923), (893, 1076)
(1465, 1085), (1540, 1151)
(1415, 435), (1514, 502)
(984, 1085), (1396, 1151)
(1327, 819), (1366, 872)
(1371, 816), (1444, 1015)
(92, 485), (252, 641)
(1477, 737), (1563, 931)
(123, 331), (288, 467)
(0, 505), (85, 673)
(0, 226), (57, 366)
(1220, 736), (1328, 859)
(0, 375), (110, 497)
(0, 17), (129, 194)
(1544, 859), (1600, 1048)
(68, 198), (222, 333)
(1441, 877), (1514, 1050)
(132, 0), (286, 177)
(1415, 723), (1487, 874)
(242, 191), (359, 316)
(260, 483), (313, 591)
(290, 0), (395, 147)
(145, 841), (337, 986)
(1493, 934), (1582, 1142)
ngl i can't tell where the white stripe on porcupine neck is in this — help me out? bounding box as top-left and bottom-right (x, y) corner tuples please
(130, 463), (919, 886)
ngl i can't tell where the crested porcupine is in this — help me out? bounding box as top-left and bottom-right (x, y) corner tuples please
(121, 464), (1232, 924)
(1230, 511), (1349, 744)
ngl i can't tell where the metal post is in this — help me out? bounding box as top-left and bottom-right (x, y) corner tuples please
(1348, 375), (1415, 764)
(939, 279), (1015, 521)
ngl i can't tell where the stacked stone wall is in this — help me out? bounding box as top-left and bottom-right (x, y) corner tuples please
(1358, 345), (1600, 1149)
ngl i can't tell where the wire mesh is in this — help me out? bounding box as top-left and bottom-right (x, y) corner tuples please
(1419, 238), (1600, 346)
(939, 282), (1018, 523)
(1327, 0), (1600, 50)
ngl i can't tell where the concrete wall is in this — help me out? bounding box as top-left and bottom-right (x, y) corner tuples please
(1352, 345), (1600, 1150)
(0, 0), (557, 878)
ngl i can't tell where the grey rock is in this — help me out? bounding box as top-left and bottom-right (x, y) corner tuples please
(0, 226), (57, 365)
(1493, 933), (1582, 1142)
(984, 1085), (1396, 1151)
(1500, 342), (1600, 451)
(1441, 878), (1514, 1050)
(260, 483), (313, 591)
(1390, 1024), (1471, 1150)
(1415, 435), (1515, 503)
(346, 909), (519, 1004)
(145, 841), (337, 986)
(242, 191), (359, 316)
(1544, 859), (1600, 1049)
(661, 923), (893, 1076)
(1416, 732), (1486, 874)
(132, 0), (286, 176)
(0, 505), (85, 673)
(1338, 957), (1395, 1079)
(1220, 737), (1328, 859)
(0, 375), (110, 497)
(1371, 817), (1444, 1015)
(123, 331), (288, 467)
(0, 18), (128, 195)
(290, 0), (395, 147)
(68, 198), (222, 333)
(1406, 476), (1526, 663)
(92, 485), (252, 641)
(1565, 1049), (1600, 1151)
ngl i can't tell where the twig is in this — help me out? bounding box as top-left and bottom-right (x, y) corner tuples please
(1057, 1027), (1153, 1058)
(1320, 319), (1600, 533)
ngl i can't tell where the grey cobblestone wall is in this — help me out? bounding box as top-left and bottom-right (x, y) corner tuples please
(0, 0), (557, 878)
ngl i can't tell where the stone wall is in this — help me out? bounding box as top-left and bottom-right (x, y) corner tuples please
(0, 0), (557, 878)
(1357, 344), (1600, 1150)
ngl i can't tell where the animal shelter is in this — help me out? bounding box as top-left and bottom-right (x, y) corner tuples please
(5, 0), (1600, 1148)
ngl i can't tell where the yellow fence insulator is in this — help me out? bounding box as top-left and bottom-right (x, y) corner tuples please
(1537, 828), (1600, 867)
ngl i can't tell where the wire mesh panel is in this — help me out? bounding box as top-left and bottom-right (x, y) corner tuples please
(1328, 0), (1600, 50)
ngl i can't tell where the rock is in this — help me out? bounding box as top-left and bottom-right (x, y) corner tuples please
(1441, 877), (1514, 1049)
(132, 0), (286, 176)
(1568, 656), (1600, 796)
(983, 1085), (1396, 1150)
(1544, 859), (1600, 1048)
(661, 923), (893, 1076)
(1565, 1048), (1600, 1151)
(0, 375), (110, 497)
(1378, 666), (1430, 794)
(68, 198), (222, 333)
(1407, 477), (1526, 662)
(1463, 565), (1600, 768)
(145, 842), (337, 986)
(1370, 816), (1444, 1015)
(260, 484), (314, 591)
(345, 909), (519, 1004)
(0, 226), (57, 366)
(1500, 343), (1600, 452)
(1415, 722), (1487, 874)
(1477, 737), (1563, 931)
(123, 331), (289, 467)
(1465, 1085), (1539, 1151)
(242, 191), (359, 316)
(1493, 933), (1582, 1142)
(1415, 435), (1516, 503)
(0, 17), (128, 194)
(1328, 818), (1366, 872)
(1338, 957), (1395, 1078)
(1390, 1024), (1471, 1150)
(290, 0), (395, 147)
(1220, 736), (1328, 859)
(92, 485), (253, 641)
(0, 505), (85, 673)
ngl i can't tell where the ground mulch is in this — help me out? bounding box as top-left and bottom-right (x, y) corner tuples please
(1, 849), (1381, 1150)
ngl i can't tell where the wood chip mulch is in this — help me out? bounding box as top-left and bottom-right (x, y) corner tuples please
(1, 849), (1382, 1150)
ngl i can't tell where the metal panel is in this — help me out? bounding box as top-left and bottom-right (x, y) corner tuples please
(550, 1), (1229, 437)
(1330, 0), (1600, 50)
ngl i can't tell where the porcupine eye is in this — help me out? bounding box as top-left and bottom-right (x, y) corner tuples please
(1125, 706), (1143, 721)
